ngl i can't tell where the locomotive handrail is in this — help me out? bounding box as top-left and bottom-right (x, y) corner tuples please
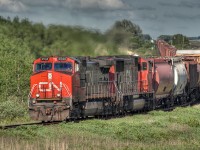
(28, 84), (38, 99)
(117, 81), (138, 94)
(97, 81), (114, 83)
(86, 81), (116, 99)
(113, 82), (124, 103)
(85, 80), (138, 100)
(28, 84), (37, 107)
(113, 82), (123, 94)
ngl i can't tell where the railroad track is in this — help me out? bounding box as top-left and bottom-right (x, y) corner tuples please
(0, 121), (62, 130)
(0, 117), (91, 130)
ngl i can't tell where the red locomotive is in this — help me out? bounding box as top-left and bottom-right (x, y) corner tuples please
(28, 55), (200, 122)
(29, 57), (75, 121)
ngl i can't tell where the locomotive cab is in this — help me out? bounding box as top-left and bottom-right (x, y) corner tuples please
(138, 57), (153, 93)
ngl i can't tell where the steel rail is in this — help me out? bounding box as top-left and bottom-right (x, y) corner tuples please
(0, 121), (62, 130)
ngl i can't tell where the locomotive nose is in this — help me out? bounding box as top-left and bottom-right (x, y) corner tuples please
(29, 70), (72, 121)
(35, 71), (62, 99)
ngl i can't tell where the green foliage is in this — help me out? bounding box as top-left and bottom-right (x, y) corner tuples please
(0, 34), (34, 102)
(39, 25), (108, 56)
(0, 96), (27, 120)
(0, 17), (124, 57)
(172, 34), (190, 49)
(158, 34), (190, 49)
(0, 16), (154, 58)
(158, 35), (172, 42)
(105, 19), (145, 50)
(0, 34), (34, 120)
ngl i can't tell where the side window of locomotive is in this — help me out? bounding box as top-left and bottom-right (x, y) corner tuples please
(75, 63), (79, 72)
(142, 62), (147, 70)
(116, 61), (124, 72)
(54, 63), (72, 71)
(35, 63), (52, 72)
(148, 61), (153, 70)
(138, 64), (141, 71)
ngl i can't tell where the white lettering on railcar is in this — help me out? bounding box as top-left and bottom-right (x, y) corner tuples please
(38, 82), (61, 92)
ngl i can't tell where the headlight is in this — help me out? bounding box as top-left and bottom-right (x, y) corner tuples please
(32, 100), (36, 104)
(48, 73), (52, 80)
(36, 94), (40, 98)
(57, 93), (61, 97)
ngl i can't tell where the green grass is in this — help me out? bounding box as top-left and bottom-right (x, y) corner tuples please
(1, 105), (200, 149)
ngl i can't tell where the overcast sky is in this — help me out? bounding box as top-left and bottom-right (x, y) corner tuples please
(0, 0), (200, 38)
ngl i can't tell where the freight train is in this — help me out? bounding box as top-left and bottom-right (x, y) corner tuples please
(28, 55), (200, 122)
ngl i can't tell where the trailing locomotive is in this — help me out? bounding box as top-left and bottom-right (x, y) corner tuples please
(28, 55), (200, 122)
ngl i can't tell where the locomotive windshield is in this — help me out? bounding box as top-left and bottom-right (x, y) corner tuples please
(35, 63), (52, 72)
(54, 62), (72, 71)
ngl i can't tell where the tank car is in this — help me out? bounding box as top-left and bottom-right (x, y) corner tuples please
(148, 57), (189, 107)
(149, 58), (174, 102)
(171, 57), (188, 104)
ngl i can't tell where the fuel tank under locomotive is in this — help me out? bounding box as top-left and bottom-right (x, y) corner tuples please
(82, 98), (146, 116)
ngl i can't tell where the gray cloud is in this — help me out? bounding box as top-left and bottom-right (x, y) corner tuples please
(77, 0), (126, 10)
(178, 0), (200, 8)
(134, 6), (155, 11)
(20, 0), (127, 10)
(0, 0), (27, 12)
(164, 13), (200, 20)
(159, 0), (200, 8)
(0, 0), (200, 38)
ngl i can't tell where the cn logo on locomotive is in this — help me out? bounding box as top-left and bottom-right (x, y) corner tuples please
(38, 82), (61, 92)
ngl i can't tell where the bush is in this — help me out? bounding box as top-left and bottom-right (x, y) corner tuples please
(0, 96), (27, 120)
